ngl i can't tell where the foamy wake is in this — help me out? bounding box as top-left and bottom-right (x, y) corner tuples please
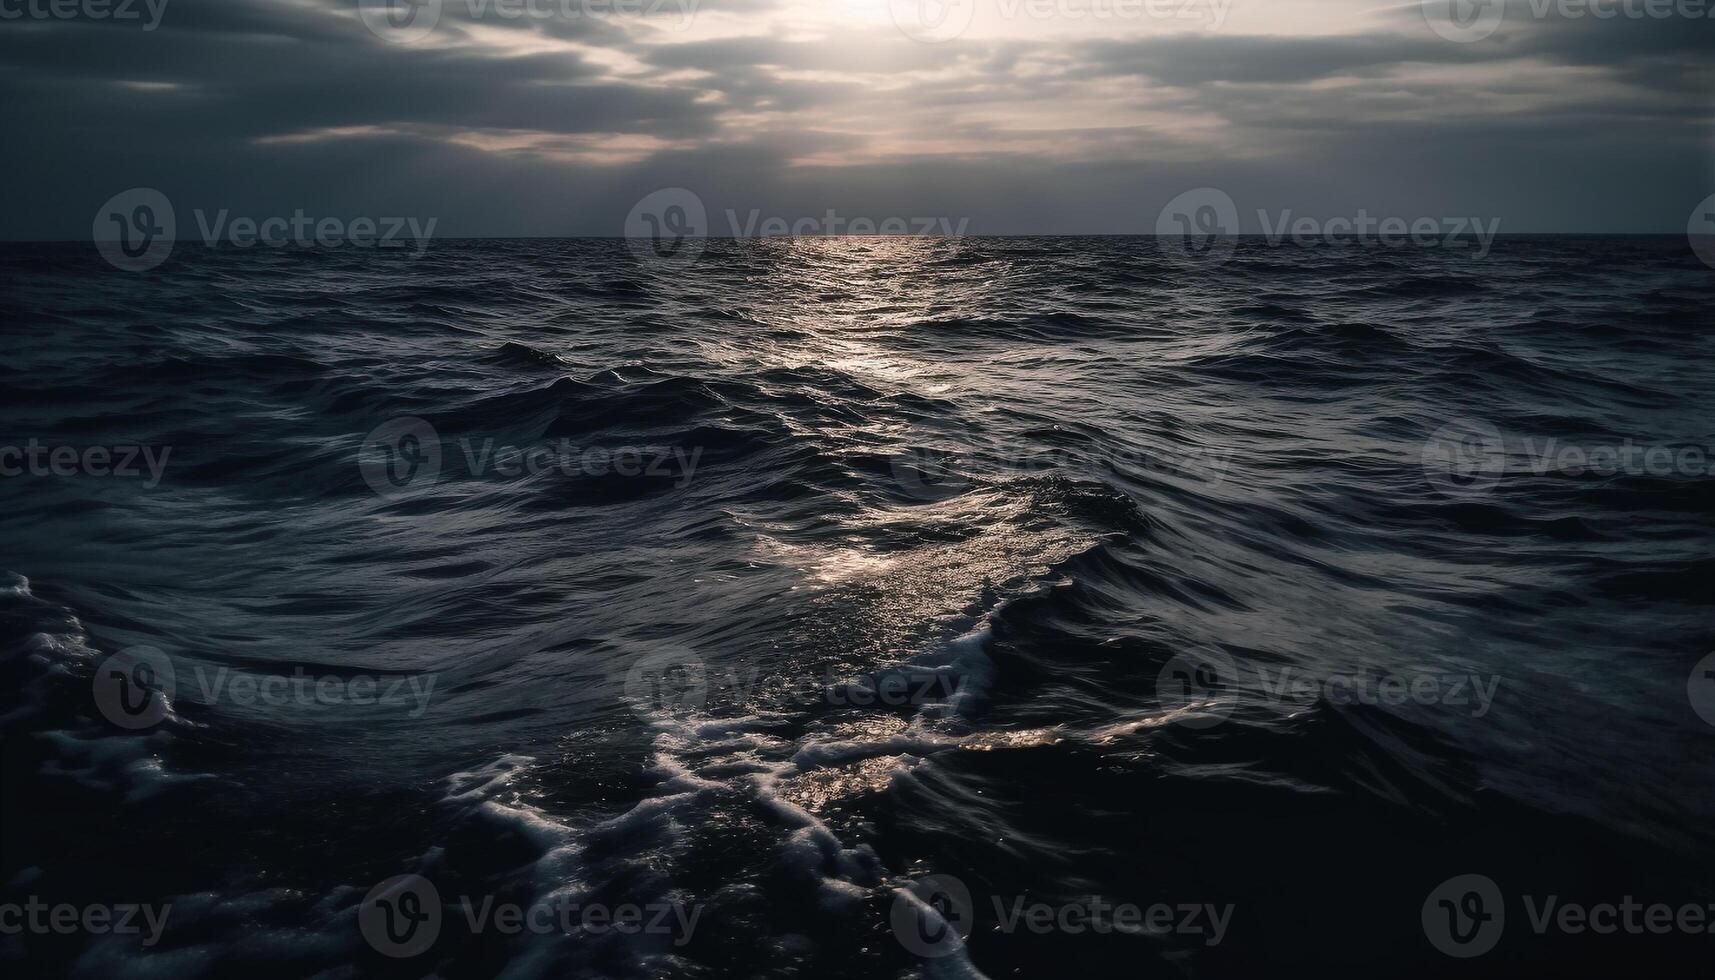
(433, 622), (1006, 978)
(0, 572), (209, 803)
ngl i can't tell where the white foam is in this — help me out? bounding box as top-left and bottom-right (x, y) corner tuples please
(36, 729), (214, 802)
(475, 799), (572, 850)
(891, 886), (993, 980)
(790, 734), (957, 770)
(905, 624), (996, 726)
(422, 617), (1006, 978)
(444, 752), (535, 803)
(2, 584), (209, 800)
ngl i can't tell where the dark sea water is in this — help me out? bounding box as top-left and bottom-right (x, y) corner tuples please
(2, 236), (1712, 978)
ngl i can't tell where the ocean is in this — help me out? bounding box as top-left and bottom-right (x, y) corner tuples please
(2, 235), (1712, 978)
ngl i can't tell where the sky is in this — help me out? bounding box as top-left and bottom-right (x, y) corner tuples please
(2, 0), (1712, 237)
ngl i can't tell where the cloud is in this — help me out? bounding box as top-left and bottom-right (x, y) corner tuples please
(1, 0), (1709, 235)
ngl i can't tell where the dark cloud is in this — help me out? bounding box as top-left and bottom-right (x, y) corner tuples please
(1, 0), (1709, 236)
(1071, 33), (1491, 85)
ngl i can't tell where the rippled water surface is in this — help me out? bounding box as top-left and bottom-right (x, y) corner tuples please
(2, 237), (1712, 978)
